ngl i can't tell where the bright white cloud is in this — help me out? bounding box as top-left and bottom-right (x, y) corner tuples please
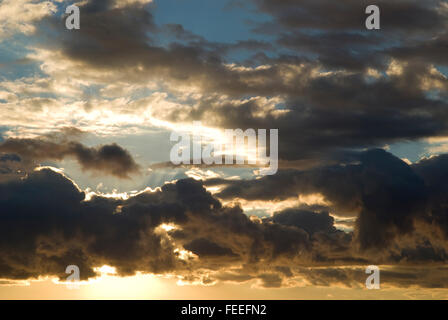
(0, 0), (57, 40)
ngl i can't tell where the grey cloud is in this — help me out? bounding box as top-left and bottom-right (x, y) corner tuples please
(208, 149), (428, 249)
(0, 154), (21, 163)
(157, 61), (447, 165)
(34, 0), (448, 169)
(0, 138), (140, 178)
(272, 209), (336, 235)
(0, 168), (346, 283)
(253, 0), (446, 34)
(3, 0), (448, 290)
(2, 161), (448, 288)
(184, 238), (238, 258)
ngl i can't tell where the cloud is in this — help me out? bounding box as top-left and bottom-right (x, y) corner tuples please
(207, 149), (430, 249)
(2, 151), (448, 288)
(272, 209), (336, 235)
(0, 169), (303, 281)
(0, 168), (172, 279)
(3, 0), (442, 170)
(0, 0), (57, 40)
(0, 138), (140, 178)
(183, 238), (238, 258)
(0, 166), (349, 285)
(1, 0), (448, 292)
(253, 0), (447, 34)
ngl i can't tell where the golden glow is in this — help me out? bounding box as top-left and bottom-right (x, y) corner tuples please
(158, 223), (177, 232)
(2, 273), (448, 299)
(224, 193), (330, 216)
(94, 265), (117, 275)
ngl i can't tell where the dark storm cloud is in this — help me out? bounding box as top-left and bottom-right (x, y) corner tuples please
(412, 154), (448, 242)
(272, 209), (336, 235)
(248, 0), (448, 72)
(251, 0), (447, 69)
(291, 265), (448, 289)
(35, 0), (447, 168)
(253, 0), (446, 33)
(0, 168), (174, 279)
(52, 0), (273, 68)
(0, 154), (20, 162)
(207, 149), (429, 249)
(278, 2), (440, 74)
(191, 148), (448, 286)
(194, 66), (444, 169)
(0, 168), (344, 282)
(45, 0), (230, 85)
(3, 154), (448, 288)
(183, 238), (238, 258)
(203, 149), (448, 263)
(135, 0), (448, 166)
(388, 32), (448, 67)
(0, 138), (140, 178)
(7, 0), (448, 289)
(0, 154), (21, 179)
(41, 1), (446, 92)
(155, 59), (447, 165)
(58, 0), (158, 68)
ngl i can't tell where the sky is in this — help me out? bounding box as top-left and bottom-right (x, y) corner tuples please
(0, 0), (448, 299)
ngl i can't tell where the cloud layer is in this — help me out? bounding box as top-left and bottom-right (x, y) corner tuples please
(0, 137), (140, 178)
(1, 148), (448, 288)
(0, 0), (448, 292)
